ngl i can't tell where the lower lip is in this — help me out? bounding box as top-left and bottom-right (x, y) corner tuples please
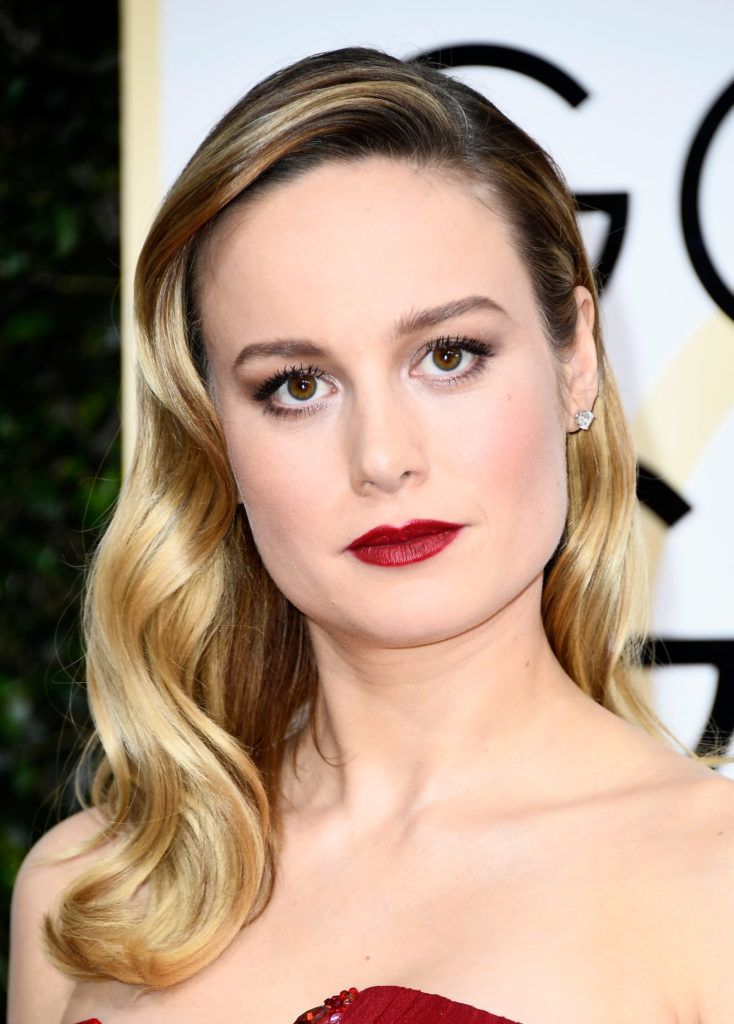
(348, 527), (463, 566)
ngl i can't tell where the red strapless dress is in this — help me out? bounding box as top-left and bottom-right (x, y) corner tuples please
(73, 982), (523, 1023)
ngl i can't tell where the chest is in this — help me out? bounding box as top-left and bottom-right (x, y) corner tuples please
(61, 824), (699, 1024)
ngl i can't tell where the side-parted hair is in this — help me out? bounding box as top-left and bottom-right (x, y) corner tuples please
(44, 45), (728, 987)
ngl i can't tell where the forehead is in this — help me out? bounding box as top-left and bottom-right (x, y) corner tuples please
(197, 157), (532, 333)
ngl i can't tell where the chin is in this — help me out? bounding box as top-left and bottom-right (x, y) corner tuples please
(326, 599), (492, 648)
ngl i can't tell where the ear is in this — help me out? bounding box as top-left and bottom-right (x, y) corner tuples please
(561, 286), (599, 433)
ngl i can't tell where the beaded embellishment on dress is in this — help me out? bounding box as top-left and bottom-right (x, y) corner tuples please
(294, 986), (360, 1023)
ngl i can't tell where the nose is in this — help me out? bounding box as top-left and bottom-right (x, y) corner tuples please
(348, 382), (429, 496)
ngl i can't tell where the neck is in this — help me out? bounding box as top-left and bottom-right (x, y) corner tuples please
(281, 576), (593, 830)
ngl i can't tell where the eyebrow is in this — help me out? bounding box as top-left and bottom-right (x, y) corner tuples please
(231, 294), (509, 371)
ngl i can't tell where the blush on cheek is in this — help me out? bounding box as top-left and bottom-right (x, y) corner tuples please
(478, 394), (568, 573)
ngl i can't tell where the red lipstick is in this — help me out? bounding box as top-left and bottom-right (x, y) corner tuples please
(346, 519), (464, 567)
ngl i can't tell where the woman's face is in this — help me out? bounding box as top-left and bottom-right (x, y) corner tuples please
(198, 157), (595, 646)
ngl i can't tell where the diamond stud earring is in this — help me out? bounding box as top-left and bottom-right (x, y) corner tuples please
(575, 409), (595, 430)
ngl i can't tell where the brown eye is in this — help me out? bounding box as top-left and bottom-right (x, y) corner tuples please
(287, 373), (318, 401)
(418, 336), (494, 385)
(432, 347), (463, 371)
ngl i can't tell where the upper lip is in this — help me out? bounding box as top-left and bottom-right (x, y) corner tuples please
(346, 519), (464, 549)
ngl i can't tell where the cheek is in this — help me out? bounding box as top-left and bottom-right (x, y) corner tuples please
(223, 416), (334, 586)
(454, 382), (568, 560)
(453, 378), (565, 482)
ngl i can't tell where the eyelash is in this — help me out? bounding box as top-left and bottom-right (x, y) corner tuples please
(251, 335), (495, 420)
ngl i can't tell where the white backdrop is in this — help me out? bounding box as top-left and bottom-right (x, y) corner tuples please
(122, 0), (734, 769)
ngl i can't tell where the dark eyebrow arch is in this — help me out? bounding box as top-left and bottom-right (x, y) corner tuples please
(231, 295), (508, 371)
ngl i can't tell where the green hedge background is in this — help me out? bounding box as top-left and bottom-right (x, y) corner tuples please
(1, 4), (120, 1009)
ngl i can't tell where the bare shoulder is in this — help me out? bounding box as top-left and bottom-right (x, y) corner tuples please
(663, 768), (734, 867)
(8, 807), (112, 1024)
(660, 771), (734, 1024)
(598, 746), (734, 1023)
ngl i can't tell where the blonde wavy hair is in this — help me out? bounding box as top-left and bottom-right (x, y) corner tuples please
(45, 45), (729, 988)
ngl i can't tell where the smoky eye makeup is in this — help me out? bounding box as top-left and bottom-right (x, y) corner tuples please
(247, 334), (496, 420)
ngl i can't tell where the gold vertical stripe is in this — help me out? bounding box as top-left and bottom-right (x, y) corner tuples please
(633, 312), (734, 492)
(633, 312), (734, 593)
(120, 0), (160, 473)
